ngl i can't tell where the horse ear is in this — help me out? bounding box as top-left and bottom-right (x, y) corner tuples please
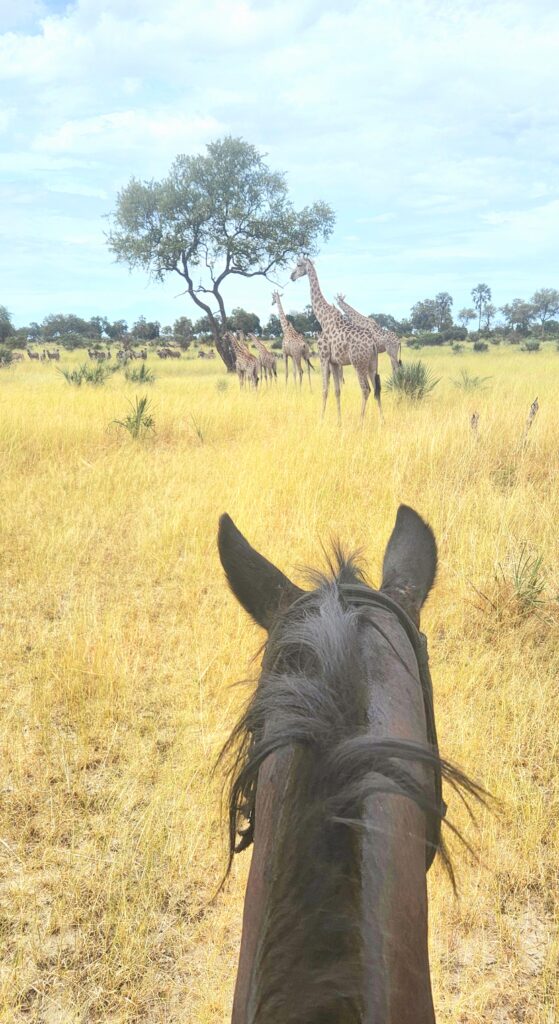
(218, 514), (304, 631)
(380, 505), (437, 626)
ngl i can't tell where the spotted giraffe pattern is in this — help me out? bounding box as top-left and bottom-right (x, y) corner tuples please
(271, 290), (314, 388)
(229, 332), (259, 389)
(290, 258), (382, 423)
(250, 336), (277, 383)
(335, 294), (402, 375)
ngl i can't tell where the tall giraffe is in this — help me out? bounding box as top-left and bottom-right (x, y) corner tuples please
(250, 335), (277, 384)
(229, 332), (259, 389)
(335, 294), (402, 375)
(271, 291), (314, 388)
(290, 258), (382, 423)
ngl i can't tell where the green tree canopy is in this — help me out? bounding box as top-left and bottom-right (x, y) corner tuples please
(131, 316), (160, 341)
(457, 308), (476, 329)
(173, 316), (193, 348)
(107, 136), (335, 369)
(0, 305), (13, 343)
(226, 307), (261, 336)
(434, 292), (453, 331)
(500, 299), (534, 332)
(263, 313), (281, 338)
(530, 288), (559, 337)
(410, 299), (438, 332)
(286, 304), (320, 335)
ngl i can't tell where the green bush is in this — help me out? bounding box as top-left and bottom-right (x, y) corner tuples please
(521, 340), (540, 352)
(473, 340), (488, 352)
(113, 396), (155, 439)
(124, 363), (155, 384)
(386, 360), (439, 401)
(452, 369), (492, 391)
(58, 362), (115, 386)
(0, 345), (13, 366)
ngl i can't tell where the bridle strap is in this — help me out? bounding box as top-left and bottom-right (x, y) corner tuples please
(335, 584), (445, 871)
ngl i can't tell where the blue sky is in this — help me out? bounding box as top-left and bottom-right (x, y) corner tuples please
(1, 0), (558, 331)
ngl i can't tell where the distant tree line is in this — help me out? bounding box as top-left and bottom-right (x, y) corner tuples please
(2, 285), (559, 359)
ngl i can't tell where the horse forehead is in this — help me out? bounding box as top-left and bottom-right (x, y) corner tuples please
(359, 607), (421, 687)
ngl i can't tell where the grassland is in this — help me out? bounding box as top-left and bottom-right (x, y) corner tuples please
(0, 345), (557, 1022)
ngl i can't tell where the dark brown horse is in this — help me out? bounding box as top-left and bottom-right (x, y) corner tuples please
(218, 506), (482, 1024)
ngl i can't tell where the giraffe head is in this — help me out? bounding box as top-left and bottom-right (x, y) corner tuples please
(335, 293), (346, 304)
(271, 290), (281, 308)
(290, 256), (311, 282)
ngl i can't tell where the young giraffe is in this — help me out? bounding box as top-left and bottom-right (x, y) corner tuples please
(250, 335), (277, 384)
(271, 290), (314, 388)
(290, 257), (382, 423)
(335, 294), (402, 375)
(229, 332), (259, 389)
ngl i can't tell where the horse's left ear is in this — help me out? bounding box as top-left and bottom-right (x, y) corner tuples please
(218, 514), (304, 631)
(380, 505), (437, 626)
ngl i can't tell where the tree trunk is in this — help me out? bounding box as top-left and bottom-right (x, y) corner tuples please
(213, 323), (236, 371)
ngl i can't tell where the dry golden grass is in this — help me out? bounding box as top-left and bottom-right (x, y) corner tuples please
(0, 346), (557, 1023)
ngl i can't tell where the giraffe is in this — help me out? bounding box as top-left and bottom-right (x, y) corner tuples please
(290, 257), (382, 423)
(229, 332), (259, 389)
(335, 294), (402, 375)
(250, 335), (277, 384)
(271, 290), (314, 388)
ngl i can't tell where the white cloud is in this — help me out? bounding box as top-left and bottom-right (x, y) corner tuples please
(1, 0), (559, 326)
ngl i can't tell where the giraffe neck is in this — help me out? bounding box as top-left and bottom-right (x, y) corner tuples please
(340, 296), (375, 328)
(275, 296), (291, 332)
(305, 261), (334, 323)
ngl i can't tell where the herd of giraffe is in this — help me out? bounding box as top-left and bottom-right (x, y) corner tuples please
(229, 258), (401, 423)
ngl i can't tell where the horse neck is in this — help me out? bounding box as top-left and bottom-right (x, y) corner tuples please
(234, 603), (436, 1024)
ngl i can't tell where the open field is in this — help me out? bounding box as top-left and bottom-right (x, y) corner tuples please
(0, 346), (558, 1022)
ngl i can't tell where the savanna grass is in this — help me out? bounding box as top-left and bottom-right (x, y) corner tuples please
(0, 346), (557, 1022)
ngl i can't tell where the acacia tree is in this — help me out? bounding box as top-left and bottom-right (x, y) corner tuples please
(500, 299), (534, 333)
(107, 137), (335, 370)
(471, 283), (492, 332)
(0, 306), (13, 343)
(434, 292), (453, 331)
(458, 308), (476, 330)
(530, 288), (559, 337)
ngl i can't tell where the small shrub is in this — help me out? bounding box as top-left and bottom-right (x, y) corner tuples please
(452, 369), (492, 391)
(521, 340), (540, 352)
(406, 339), (422, 350)
(473, 340), (488, 352)
(124, 363), (155, 384)
(386, 360), (439, 401)
(58, 362), (114, 386)
(474, 544), (548, 624)
(271, 339), (282, 350)
(113, 395), (155, 439)
(0, 345), (13, 367)
(451, 343), (464, 354)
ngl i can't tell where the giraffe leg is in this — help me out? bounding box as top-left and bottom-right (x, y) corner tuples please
(356, 367), (371, 423)
(321, 359), (331, 419)
(306, 358), (313, 391)
(368, 352), (383, 423)
(332, 363), (343, 425)
(284, 354), (289, 385)
(294, 354), (303, 387)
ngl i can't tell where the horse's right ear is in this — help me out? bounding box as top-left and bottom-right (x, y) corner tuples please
(380, 505), (437, 626)
(218, 514), (304, 631)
